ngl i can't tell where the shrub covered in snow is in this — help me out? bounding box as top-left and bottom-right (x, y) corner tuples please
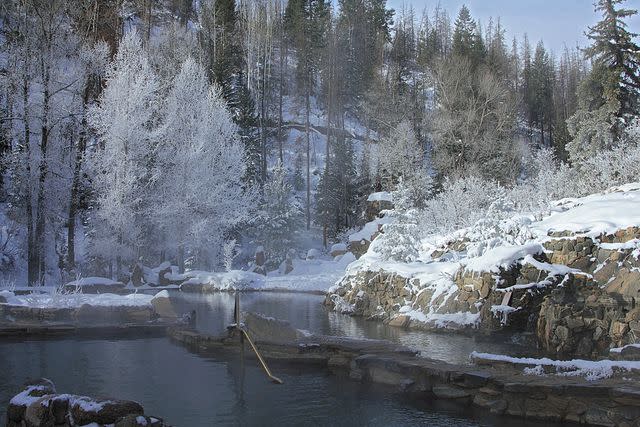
(371, 141), (640, 264)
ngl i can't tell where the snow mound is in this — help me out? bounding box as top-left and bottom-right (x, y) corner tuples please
(532, 186), (640, 238)
(330, 243), (347, 253)
(462, 243), (544, 273)
(349, 217), (391, 242)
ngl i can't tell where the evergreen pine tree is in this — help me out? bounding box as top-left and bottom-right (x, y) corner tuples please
(315, 137), (358, 238)
(256, 163), (304, 268)
(584, 0), (640, 119)
(567, 0), (640, 161)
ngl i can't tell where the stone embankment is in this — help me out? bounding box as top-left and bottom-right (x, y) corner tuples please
(326, 226), (640, 358)
(168, 312), (640, 427)
(0, 292), (182, 338)
(6, 379), (167, 427)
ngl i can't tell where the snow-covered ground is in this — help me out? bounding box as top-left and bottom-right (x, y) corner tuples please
(265, 253), (356, 292)
(181, 253), (356, 293)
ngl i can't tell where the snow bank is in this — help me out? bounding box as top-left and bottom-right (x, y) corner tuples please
(266, 253), (357, 293)
(1, 292), (153, 309)
(532, 186), (640, 238)
(462, 243), (544, 273)
(349, 217), (391, 242)
(471, 352), (640, 381)
(0, 290), (22, 305)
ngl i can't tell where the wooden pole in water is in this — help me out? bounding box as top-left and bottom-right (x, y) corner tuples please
(234, 290), (282, 384)
(241, 329), (284, 384)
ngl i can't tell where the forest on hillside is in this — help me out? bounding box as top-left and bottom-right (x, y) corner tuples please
(0, 0), (638, 286)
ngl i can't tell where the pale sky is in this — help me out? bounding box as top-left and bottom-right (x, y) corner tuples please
(386, 0), (640, 54)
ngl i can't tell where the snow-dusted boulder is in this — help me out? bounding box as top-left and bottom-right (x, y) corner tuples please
(348, 217), (391, 259)
(6, 379), (166, 426)
(365, 191), (393, 221)
(150, 290), (177, 318)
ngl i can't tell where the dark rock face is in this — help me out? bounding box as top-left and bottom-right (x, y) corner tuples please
(6, 379), (168, 427)
(158, 265), (173, 286)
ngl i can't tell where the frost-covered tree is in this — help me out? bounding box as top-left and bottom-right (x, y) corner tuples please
(87, 30), (159, 273)
(371, 178), (425, 262)
(155, 58), (257, 271)
(255, 163), (303, 267)
(1, 0), (106, 284)
(375, 121), (424, 188)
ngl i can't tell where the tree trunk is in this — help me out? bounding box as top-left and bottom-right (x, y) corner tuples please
(278, 25), (284, 164)
(305, 78), (311, 230)
(35, 62), (51, 285)
(23, 71), (36, 286)
(178, 245), (185, 273)
(260, 45), (268, 182)
(67, 83), (92, 272)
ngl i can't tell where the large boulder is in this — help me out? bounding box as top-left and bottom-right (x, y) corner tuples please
(6, 379), (56, 425)
(242, 312), (306, 344)
(69, 396), (144, 425)
(115, 414), (167, 426)
(5, 379), (165, 427)
(365, 192), (393, 221)
(150, 290), (177, 318)
(330, 243), (348, 258)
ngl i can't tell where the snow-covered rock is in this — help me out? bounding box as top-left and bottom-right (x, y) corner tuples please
(327, 182), (640, 357)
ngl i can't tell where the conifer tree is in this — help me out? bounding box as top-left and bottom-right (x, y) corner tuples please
(567, 0), (640, 161)
(256, 163), (304, 267)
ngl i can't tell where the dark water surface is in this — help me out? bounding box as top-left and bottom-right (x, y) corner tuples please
(169, 291), (538, 365)
(0, 292), (554, 426)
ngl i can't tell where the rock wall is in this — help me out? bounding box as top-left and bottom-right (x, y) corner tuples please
(327, 227), (640, 358)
